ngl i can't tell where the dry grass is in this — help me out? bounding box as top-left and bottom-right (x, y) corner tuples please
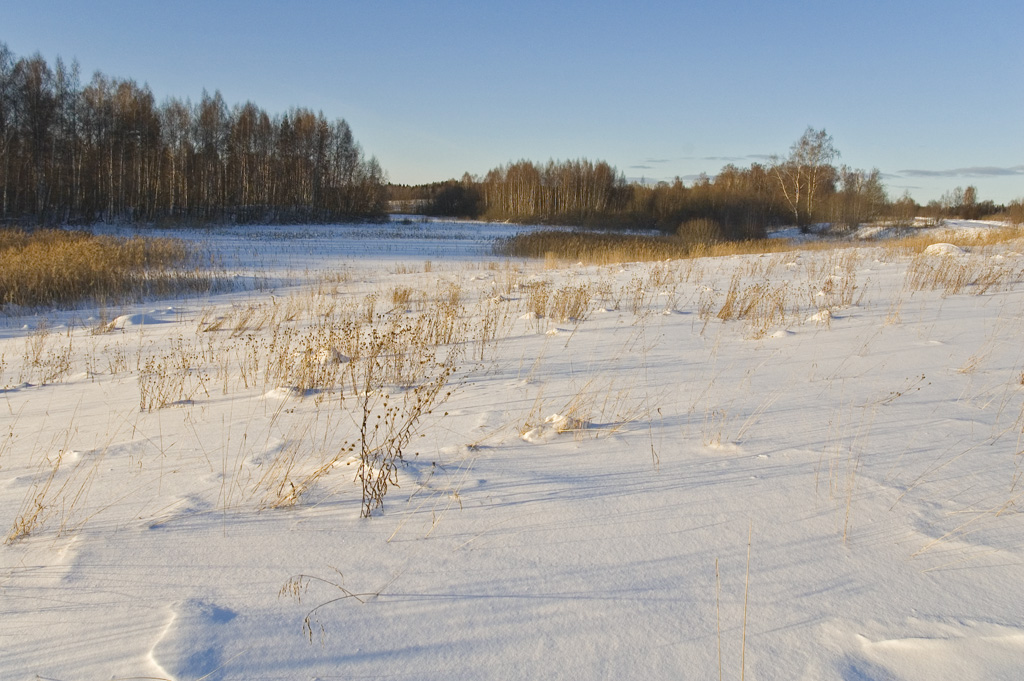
(905, 252), (1024, 296)
(138, 339), (211, 411)
(875, 225), (1024, 258)
(494, 230), (799, 265)
(496, 225), (1024, 269)
(805, 251), (860, 309)
(179, 283), (471, 514)
(549, 283), (593, 322)
(390, 286), (416, 310)
(5, 418), (111, 544)
(716, 275), (791, 339)
(19, 322), (75, 385)
(0, 228), (213, 309)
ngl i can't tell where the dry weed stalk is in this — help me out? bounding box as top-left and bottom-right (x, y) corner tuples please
(248, 286), (465, 514)
(549, 283), (592, 322)
(491, 267), (523, 297)
(280, 569), (397, 645)
(713, 522), (754, 681)
(716, 275), (790, 339)
(390, 286), (416, 310)
(474, 297), (517, 361)
(6, 417), (114, 543)
(807, 251), (860, 309)
(816, 398), (880, 543)
(624, 275), (654, 316)
(251, 407), (356, 510)
(20, 323), (75, 384)
(905, 252), (1024, 296)
(138, 339), (211, 411)
(348, 326), (457, 517)
(6, 447), (67, 543)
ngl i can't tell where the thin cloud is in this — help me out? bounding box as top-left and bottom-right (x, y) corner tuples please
(675, 154), (774, 163)
(898, 165), (1024, 178)
(630, 164), (655, 170)
(625, 176), (660, 185)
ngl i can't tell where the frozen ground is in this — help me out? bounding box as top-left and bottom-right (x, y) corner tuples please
(2, 220), (1023, 680)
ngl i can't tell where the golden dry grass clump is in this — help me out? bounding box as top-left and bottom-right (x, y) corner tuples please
(0, 228), (207, 309)
(497, 224), (1024, 267)
(875, 225), (1024, 257)
(493, 229), (798, 265)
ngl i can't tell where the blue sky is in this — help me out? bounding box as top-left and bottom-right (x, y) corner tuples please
(4, 0), (1022, 203)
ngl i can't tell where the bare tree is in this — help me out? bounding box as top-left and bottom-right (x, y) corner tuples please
(771, 127), (838, 230)
(890, 191), (917, 227)
(832, 166), (886, 229)
(0, 43), (18, 219)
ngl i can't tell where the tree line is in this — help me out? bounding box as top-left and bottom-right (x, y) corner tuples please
(4, 40), (1015, 233)
(407, 129), (888, 238)
(400, 127), (1014, 238)
(0, 42), (387, 226)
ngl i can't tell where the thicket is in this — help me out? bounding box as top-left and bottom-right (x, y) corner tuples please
(1008, 200), (1024, 226)
(0, 42), (388, 227)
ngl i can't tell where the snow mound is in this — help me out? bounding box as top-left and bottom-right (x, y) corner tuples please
(147, 494), (212, 530)
(808, 309), (832, 324)
(849, 622), (1024, 681)
(0, 381), (33, 394)
(521, 412), (591, 442)
(112, 313), (167, 328)
(150, 600), (240, 681)
(262, 386), (317, 400)
(923, 243), (966, 256)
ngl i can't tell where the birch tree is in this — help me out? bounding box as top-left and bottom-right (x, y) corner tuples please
(771, 127), (838, 229)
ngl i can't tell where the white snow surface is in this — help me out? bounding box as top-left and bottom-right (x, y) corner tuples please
(3, 220), (1024, 680)
(922, 243), (966, 256)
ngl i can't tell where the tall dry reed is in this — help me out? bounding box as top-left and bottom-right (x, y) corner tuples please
(0, 228), (210, 309)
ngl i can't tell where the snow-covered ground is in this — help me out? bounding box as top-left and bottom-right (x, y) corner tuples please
(2, 220), (1024, 680)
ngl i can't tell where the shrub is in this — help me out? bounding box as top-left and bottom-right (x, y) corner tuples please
(1008, 199), (1024, 227)
(677, 218), (724, 246)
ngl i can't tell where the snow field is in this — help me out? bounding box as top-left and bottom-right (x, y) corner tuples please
(2, 222), (1024, 680)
